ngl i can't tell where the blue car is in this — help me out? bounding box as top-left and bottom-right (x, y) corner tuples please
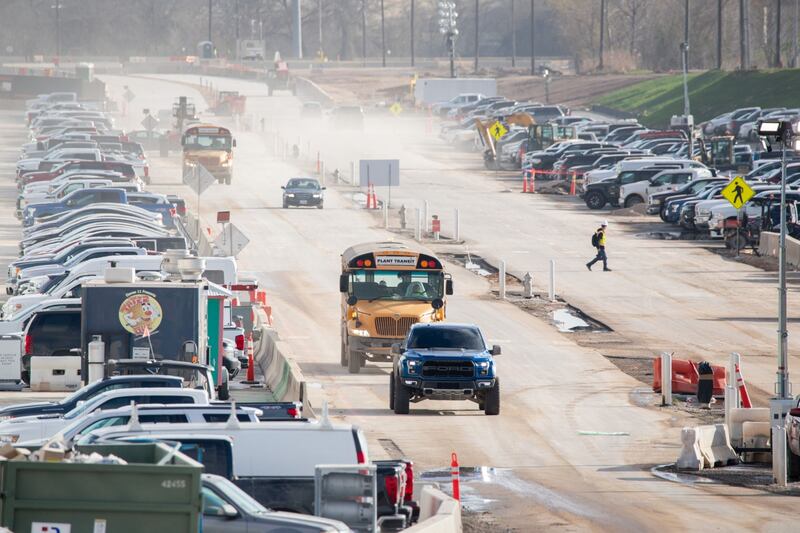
(391, 323), (500, 415)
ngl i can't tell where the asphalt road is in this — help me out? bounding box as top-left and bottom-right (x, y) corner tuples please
(75, 73), (800, 529)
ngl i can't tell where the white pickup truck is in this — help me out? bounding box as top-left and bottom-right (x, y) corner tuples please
(619, 167), (713, 208)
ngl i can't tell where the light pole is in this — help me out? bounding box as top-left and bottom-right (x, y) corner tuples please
(53, 0), (61, 60)
(381, 0), (386, 67)
(758, 118), (796, 484)
(680, 41), (693, 159)
(438, 1), (459, 78)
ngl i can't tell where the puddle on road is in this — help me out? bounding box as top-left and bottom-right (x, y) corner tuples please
(421, 466), (603, 519)
(552, 308), (590, 332)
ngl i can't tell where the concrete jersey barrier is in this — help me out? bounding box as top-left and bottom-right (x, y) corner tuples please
(677, 423), (739, 470)
(404, 486), (462, 533)
(251, 313), (307, 409)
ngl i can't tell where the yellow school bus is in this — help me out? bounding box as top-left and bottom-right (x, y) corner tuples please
(181, 124), (235, 185)
(339, 242), (453, 374)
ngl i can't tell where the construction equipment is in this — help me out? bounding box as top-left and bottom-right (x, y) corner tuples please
(210, 91), (246, 116)
(697, 135), (752, 173)
(266, 52), (296, 97)
(527, 123), (577, 153)
(476, 113), (535, 170)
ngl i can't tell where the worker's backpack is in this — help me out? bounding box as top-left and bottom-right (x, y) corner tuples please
(591, 232), (600, 248)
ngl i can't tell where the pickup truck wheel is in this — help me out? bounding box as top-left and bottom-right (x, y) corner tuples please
(789, 446), (800, 479)
(389, 372), (395, 410)
(483, 378), (500, 415)
(217, 367), (230, 400)
(659, 206), (669, 222)
(348, 349), (362, 374)
(393, 375), (410, 414)
(624, 195), (644, 208)
(584, 190), (606, 210)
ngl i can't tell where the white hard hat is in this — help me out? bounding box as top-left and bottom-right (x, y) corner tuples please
(601, 220), (608, 226)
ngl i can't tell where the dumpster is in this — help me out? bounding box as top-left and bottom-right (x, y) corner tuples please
(1, 442), (202, 532)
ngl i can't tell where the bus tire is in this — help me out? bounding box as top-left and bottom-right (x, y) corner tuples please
(348, 349), (362, 374)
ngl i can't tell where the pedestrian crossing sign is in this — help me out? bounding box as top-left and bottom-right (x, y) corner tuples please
(721, 176), (754, 209)
(489, 121), (508, 141)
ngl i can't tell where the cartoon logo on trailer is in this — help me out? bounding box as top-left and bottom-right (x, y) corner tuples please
(118, 290), (163, 335)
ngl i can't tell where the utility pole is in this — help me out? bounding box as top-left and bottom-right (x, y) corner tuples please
(717, 0), (723, 69)
(530, 0), (535, 75)
(292, 0), (303, 59)
(474, 0), (479, 72)
(776, 0), (783, 67)
(55, 0), (61, 59)
(235, 0), (240, 43)
(362, 0), (367, 67)
(794, 0), (799, 67)
(411, 0), (415, 67)
(740, 0), (751, 69)
(318, 0), (323, 59)
(208, 0), (212, 43)
(684, 0), (690, 70)
(511, 0), (516, 67)
(381, 0), (386, 67)
(599, 0), (605, 70)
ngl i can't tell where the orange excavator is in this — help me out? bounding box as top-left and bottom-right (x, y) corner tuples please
(476, 113), (535, 169)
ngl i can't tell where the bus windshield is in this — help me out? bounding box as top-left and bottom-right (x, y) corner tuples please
(349, 270), (443, 301)
(183, 134), (231, 151)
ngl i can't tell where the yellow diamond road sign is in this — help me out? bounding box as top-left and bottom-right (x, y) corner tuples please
(721, 176), (755, 209)
(489, 121), (508, 141)
(390, 103), (403, 116)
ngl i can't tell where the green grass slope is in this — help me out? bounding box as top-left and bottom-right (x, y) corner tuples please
(593, 69), (800, 128)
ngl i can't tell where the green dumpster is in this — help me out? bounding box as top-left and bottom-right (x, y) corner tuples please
(0, 442), (202, 532)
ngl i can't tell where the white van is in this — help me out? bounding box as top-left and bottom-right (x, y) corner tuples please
(2, 255), (237, 319)
(583, 157), (709, 190)
(82, 419), (369, 515)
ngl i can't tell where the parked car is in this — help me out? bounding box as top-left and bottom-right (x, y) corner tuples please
(0, 375), (184, 420)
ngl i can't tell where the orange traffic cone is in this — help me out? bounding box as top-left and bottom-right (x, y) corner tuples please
(735, 364), (752, 408)
(450, 452), (460, 501)
(569, 172), (577, 196)
(522, 172), (529, 193)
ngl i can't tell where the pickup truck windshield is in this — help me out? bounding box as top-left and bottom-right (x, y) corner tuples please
(408, 327), (485, 350)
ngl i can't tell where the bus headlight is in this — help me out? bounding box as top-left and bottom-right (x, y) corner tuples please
(351, 329), (370, 337)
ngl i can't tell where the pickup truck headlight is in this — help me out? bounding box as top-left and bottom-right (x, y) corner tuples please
(0, 435), (19, 444)
(405, 359), (421, 373)
(285, 193), (295, 198)
(351, 329), (370, 337)
(650, 198), (662, 205)
(478, 361), (490, 375)
(312, 193), (321, 198)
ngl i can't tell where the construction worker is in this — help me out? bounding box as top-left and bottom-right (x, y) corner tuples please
(586, 221), (611, 272)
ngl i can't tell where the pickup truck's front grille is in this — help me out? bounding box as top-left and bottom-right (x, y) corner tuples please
(421, 360), (475, 378)
(374, 317), (418, 337)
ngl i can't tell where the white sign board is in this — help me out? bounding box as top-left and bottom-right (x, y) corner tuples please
(375, 255), (416, 267)
(32, 524), (71, 533)
(214, 223), (250, 257)
(0, 336), (21, 381)
(182, 164), (216, 195)
(359, 159), (399, 187)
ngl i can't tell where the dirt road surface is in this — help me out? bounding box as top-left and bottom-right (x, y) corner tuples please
(47, 72), (794, 530)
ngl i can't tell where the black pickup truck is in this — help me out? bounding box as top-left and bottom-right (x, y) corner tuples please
(583, 167), (671, 210)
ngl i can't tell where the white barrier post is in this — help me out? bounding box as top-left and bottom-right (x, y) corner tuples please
(548, 259), (555, 301)
(415, 208), (422, 242)
(661, 352), (673, 406)
(729, 352), (740, 408)
(773, 426), (788, 486)
(350, 161), (357, 186)
(454, 208), (460, 241)
(383, 202), (389, 229)
(423, 201), (429, 232)
(320, 161), (326, 183)
(499, 261), (506, 299)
